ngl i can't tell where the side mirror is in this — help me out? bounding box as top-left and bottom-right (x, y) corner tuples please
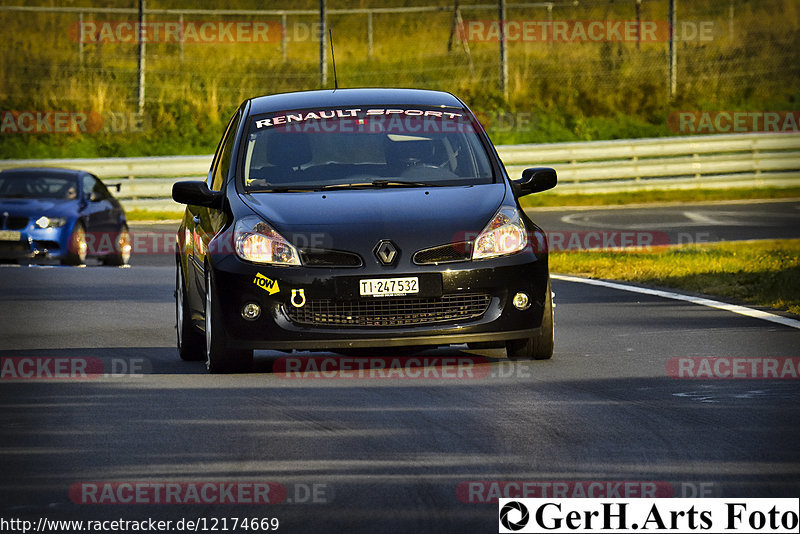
(172, 180), (223, 209)
(513, 167), (557, 197)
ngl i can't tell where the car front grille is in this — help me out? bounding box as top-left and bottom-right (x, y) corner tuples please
(284, 292), (492, 327)
(300, 248), (363, 267)
(33, 240), (60, 252)
(2, 216), (28, 230)
(413, 242), (472, 265)
(0, 241), (31, 257)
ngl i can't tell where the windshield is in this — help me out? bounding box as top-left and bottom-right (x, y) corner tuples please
(0, 172), (79, 200)
(242, 106), (495, 192)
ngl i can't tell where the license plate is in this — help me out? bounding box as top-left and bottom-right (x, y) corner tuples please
(0, 230), (21, 241)
(359, 277), (419, 297)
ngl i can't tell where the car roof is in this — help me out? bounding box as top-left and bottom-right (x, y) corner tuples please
(246, 88), (466, 116)
(0, 167), (87, 178)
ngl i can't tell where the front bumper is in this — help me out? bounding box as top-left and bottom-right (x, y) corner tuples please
(207, 250), (549, 351)
(0, 225), (70, 260)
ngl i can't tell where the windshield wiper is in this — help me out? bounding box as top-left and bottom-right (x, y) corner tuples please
(320, 180), (440, 190)
(247, 186), (317, 193)
(248, 180), (444, 193)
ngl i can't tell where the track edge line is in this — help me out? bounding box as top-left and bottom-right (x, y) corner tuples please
(551, 274), (800, 330)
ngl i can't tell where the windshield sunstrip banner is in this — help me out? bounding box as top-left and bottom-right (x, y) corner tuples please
(251, 108), (475, 134)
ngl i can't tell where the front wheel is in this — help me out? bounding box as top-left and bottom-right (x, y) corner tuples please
(506, 278), (554, 361)
(176, 263), (205, 361)
(102, 224), (131, 266)
(205, 268), (253, 374)
(61, 222), (87, 266)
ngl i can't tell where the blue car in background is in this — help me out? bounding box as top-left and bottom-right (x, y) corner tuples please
(0, 167), (130, 266)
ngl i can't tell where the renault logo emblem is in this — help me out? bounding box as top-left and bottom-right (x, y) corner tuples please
(374, 240), (398, 265)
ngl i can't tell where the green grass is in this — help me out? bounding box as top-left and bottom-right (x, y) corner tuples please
(551, 239), (800, 315)
(521, 187), (800, 208)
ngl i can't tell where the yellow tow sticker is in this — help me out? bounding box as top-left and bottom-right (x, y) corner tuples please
(253, 273), (280, 295)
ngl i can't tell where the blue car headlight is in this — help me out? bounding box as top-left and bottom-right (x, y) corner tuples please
(35, 216), (68, 229)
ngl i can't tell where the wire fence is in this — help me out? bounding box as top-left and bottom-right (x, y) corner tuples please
(0, 0), (798, 144)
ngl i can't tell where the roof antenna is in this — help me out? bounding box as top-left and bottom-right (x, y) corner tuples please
(329, 28), (338, 90)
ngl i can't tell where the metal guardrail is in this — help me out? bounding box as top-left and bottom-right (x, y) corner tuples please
(1, 132), (798, 211)
(502, 132), (800, 185)
(0, 155), (211, 180)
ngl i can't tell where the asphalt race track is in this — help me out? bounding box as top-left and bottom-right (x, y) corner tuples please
(530, 198), (800, 245)
(0, 199), (798, 533)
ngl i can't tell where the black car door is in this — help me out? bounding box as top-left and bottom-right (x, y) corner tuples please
(80, 174), (116, 243)
(190, 110), (242, 298)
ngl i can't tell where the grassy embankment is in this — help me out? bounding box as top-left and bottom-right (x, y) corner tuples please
(550, 239), (800, 316)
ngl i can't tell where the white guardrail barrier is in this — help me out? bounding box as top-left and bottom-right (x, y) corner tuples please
(1, 132), (798, 211)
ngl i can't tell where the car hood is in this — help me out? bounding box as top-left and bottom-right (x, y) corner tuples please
(0, 198), (78, 218)
(240, 183), (508, 253)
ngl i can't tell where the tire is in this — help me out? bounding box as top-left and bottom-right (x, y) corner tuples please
(176, 263), (205, 361)
(102, 224), (131, 266)
(61, 222), (87, 266)
(205, 267), (253, 374)
(506, 278), (554, 361)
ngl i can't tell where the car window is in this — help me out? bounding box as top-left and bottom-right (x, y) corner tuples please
(91, 177), (112, 201)
(0, 172), (79, 199)
(209, 111), (242, 192)
(81, 175), (96, 200)
(241, 106), (495, 191)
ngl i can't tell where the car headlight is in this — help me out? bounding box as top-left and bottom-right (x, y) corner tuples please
(472, 207), (527, 260)
(35, 216), (67, 229)
(234, 216), (301, 265)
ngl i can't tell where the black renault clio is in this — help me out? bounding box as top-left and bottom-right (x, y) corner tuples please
(173, 88), (556, 373)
